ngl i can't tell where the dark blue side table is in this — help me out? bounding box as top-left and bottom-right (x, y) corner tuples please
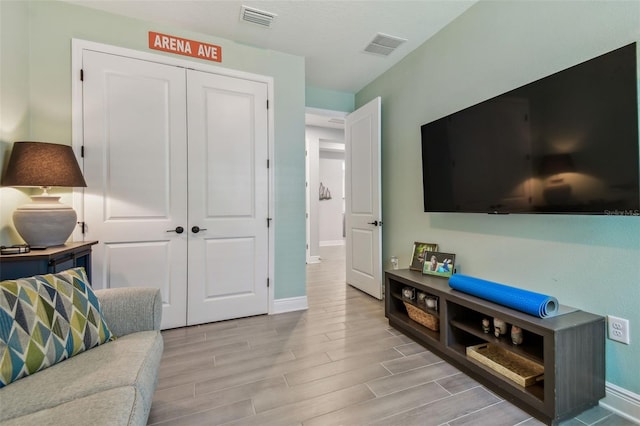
(0, 241), (98, 281)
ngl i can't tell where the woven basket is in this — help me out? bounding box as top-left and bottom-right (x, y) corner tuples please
(404, 302), (439, 331)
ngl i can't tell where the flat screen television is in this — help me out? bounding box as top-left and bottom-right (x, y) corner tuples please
(421, 43), (639, 215)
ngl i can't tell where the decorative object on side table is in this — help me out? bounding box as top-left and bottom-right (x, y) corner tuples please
(402, 286), (415, 301)
(409, 242), (438, 271)
(482, 318), (491, 333)
(493, 317), (508, 338)
(422, 251), (456, 278)
(0, 244), (30, 255)
(511, 325), (524, 345)
(390, 256), (399, 270)
(1, 141), (87, 248)
(425, 296), (438, 311)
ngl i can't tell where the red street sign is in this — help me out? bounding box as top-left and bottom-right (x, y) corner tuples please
(149, 31), (222, 62)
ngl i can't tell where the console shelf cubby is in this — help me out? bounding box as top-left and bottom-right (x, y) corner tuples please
(385, 269), (605, 426)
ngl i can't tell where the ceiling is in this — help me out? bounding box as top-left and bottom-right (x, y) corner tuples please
(67, 0), (476, 94)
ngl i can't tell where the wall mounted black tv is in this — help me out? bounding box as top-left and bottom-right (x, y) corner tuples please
(421, 43), (639, 215)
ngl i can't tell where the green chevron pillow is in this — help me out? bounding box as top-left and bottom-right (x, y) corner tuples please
(0, 267), (114, 388)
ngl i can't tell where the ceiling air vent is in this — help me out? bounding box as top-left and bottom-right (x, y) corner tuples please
(364, 33), (407, 56)
(328, 118), (345, 125)
(240, 5), (277, 28)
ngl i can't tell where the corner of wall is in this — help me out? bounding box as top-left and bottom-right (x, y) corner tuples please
(272, 295), (308, 314)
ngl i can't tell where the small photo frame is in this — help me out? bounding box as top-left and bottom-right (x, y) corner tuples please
(422, 251), (456, 278)
(409, 242), (438, 271)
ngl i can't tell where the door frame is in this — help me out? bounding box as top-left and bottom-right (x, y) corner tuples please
(71, 39), (276, 314)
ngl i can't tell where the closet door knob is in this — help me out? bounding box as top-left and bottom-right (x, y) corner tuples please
(191, 226), (207, 234)
(167, 226), (184, 234)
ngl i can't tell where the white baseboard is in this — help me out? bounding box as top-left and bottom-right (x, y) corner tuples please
(272, 296), (308, 314)
(600, 382), (640, 424)
(307, 256), (321, 264)
(319, 240), (345, 247)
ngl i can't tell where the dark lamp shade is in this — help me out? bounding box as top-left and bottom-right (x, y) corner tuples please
(1, 141), (87, 188)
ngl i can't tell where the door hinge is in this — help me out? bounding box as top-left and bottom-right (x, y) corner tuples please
(77, 221), (86, 234)
(80, 69), (84, 81)
(267, 217), (272, 228)
(267, 159), (270, 169)
(266, 99), (269, 110)
(81, 146), (85, 157)
(267, 278), (270, 288)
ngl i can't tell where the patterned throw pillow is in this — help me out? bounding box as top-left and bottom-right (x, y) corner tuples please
(0, 267), (114, 387)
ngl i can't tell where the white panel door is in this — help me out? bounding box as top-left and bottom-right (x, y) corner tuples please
(345, 97), (382, 299)
(186, 70), (269, 325)
(82, 50), (188, 329)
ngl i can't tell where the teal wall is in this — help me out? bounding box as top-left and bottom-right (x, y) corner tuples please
(357, 1), (640, 394)
(0, 0), (306, 300)
(306, 85), (355, 112)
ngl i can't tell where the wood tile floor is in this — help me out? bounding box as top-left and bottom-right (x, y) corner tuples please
(148, 246), (631, 426)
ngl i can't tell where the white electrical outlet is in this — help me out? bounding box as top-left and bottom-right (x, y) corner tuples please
(607, 315), (630, 344)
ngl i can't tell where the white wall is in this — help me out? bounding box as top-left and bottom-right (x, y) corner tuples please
(319, 149), (344, 245)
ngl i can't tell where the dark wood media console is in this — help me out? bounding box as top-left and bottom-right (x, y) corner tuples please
(385, 269), (605, 425)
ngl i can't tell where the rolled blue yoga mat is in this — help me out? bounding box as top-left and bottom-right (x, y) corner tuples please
(448, 274), (559, 318)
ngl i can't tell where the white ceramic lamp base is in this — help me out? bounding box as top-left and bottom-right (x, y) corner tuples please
(13, 196), (78, 248)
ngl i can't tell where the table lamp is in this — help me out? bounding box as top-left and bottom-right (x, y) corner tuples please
(1, 141), (87, 248)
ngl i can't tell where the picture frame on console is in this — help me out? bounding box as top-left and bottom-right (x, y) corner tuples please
(422, 251), (456, 278)
(409, 242), (438, 271)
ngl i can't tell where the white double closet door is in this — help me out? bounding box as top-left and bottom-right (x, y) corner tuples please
(81, 50), (269, 329)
